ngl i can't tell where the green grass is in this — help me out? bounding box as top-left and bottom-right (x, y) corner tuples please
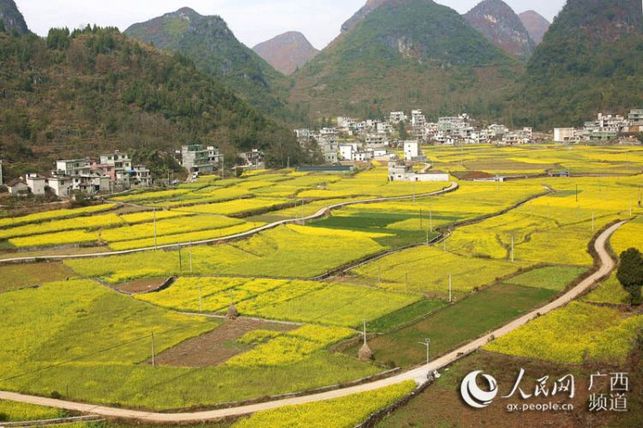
(367, 299), (446, 333)
(350, 284), (557, 368)
(505, 265), (587, 291)
(310, 211), (442, 249)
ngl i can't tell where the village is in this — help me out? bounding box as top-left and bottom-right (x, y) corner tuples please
(0, 145), (265, 199)
(294, 108), (643, 182)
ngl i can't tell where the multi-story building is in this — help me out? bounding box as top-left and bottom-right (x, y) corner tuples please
(25, 174), (47, 196)
(554, 128), (577, 143)
(181, 144), (222, 174)
(55, 159), (91, 177)
(404, 141), (423, 161)
(47, 175), (72, 198)
(628, 109), (643, 127)
(98, 151), (133, 189)
(389, 111), (407, 124)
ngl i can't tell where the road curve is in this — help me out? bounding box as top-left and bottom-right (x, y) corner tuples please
(0, 221), (625, 423)
(0, 183), (458, 264)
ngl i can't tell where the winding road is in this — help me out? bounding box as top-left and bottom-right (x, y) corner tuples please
(0, 221), (625, 423)
(0, 183), (459, 264)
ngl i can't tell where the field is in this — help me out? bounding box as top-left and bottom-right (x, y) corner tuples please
(0, 145), (641, 423)
(233, 381), (416, 428)
(484, 302), (642, 364)
(137, 277), (420, 327)
(348, 284), (557, 368)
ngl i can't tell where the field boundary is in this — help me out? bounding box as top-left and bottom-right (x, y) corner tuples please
(0, 183), (458, 264)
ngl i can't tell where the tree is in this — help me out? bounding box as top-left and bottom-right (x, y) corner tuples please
(398, 121), (408, 140)
(0, 20), (6, 33)
(616, 248), (643, 305)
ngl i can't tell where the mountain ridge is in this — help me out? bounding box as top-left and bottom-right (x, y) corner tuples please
(124, 8), (298, 124)
(291, 0), (519, 120)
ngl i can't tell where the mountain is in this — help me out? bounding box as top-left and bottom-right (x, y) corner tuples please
(463, 0), (535, 59)
(341, 0), (389, 33)
(124, 8), (297, 123)
(291, 0), (519, 120)
(253, 32), (319, 75)
(513, 0), (643, 129)
(0, 0), (29, 34)
(0, 27), (304, 178)
(519, 10), (550, 45)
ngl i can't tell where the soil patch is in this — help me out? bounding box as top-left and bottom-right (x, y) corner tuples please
(154, 318), (297, 367)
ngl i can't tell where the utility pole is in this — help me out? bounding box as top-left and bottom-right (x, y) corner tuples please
(576, 185), (579, 203)
(151, 331), (156, 367)
(178, 245), (183, 273)
(378, 265), (382, 287)
(199, 285), (203, 312)
(420, 208), (423, 230)
(405, 272), (409, 293)
(418, 338), (431, 366)
(429, 210), (433, 233)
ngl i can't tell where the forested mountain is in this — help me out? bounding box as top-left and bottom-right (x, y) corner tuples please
(0, 0), (29, 34)
(512, 0), (643, 128)
(290, 0), (520, 120)
(253, 32), (319, 75)
(519, 10), (550, 45)
(464, 0), (535, 60)
(0, 27), (304, 178)
(124, 7), (301, 124)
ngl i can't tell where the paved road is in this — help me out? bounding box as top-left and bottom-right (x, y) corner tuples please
(0, 183), (458, 264)
(0, 221), (624, 423)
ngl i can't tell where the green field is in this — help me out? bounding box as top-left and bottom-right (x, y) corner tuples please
(352, 284), (557, 368)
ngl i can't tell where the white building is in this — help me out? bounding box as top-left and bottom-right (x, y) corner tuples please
(554, 128), (576, 143)
(47, 176), (72, 198)
(339, 144), (356, 161)
(404, 141), (422, 161)
(628, 109), (643, 127)
(389, 111), (407, 124)
(25, 173), (47, 196)
(388, 160), (449, 182)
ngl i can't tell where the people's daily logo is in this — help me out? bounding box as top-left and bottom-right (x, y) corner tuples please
(460, 370), (499, 409)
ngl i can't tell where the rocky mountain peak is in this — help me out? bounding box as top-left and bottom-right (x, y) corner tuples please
(464, 0), (535, 59)
(518, 10), (550, 45)
(253, 32), (319, 75)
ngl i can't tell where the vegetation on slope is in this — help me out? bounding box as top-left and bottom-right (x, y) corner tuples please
(125, 8), (304, 124)
(512, 0), (643, 128)
(291, 0), (520, 120)
(0, 27), (305, 178)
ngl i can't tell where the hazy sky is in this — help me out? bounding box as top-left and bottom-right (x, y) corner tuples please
(17, 0), (565, 50)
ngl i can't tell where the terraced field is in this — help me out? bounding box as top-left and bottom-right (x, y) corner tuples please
(0, 145), (641, 426)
